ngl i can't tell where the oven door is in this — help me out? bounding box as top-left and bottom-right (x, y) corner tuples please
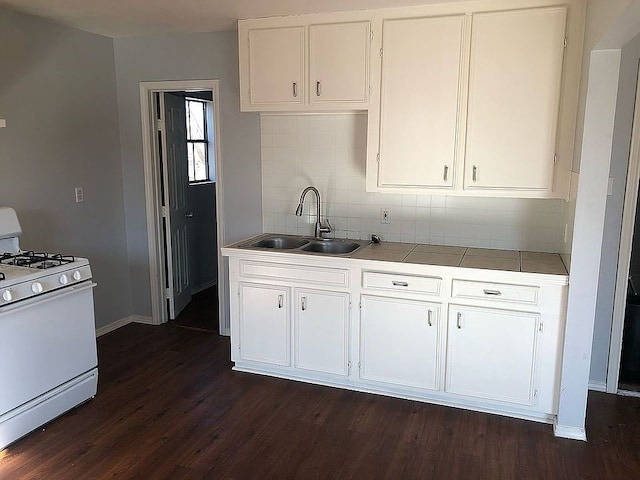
(0, 282), (97, 415)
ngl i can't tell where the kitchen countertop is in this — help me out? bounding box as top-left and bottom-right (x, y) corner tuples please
(352, 242), (567, 275)
(227, 234), (568, 276)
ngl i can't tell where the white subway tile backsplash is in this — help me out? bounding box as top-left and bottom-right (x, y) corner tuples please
(260, 113), (565, 251)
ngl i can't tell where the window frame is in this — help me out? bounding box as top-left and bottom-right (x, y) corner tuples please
(185, 97), (210, 184)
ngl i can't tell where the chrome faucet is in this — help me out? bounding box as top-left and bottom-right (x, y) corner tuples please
(295, 186), (332, 239)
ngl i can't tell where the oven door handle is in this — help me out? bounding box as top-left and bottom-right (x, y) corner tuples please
(0, 282), (96, 316)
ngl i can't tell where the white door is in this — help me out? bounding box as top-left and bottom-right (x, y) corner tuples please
(377, 15), (465, 188)
(446, 305), (539, 405)
(360, 295), (440, 390)
(309, 22), (370, 104)
(464, 7), (566, 191)
(248, 26), (305, 106)
(294, 289), (349, 376)
(162, 93), (191, 319)
(239, 283), (290, 366)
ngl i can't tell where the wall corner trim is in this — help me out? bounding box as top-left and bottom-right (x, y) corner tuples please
(96, 316), (134, 337)
(553, 420), (587, 441)
(588, 380), (607, 392)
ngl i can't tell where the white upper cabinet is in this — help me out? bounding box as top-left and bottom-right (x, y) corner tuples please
(247, 26), (305, 107)
(309, 22), (370, 104)
(464, 7), (567, 192)
(239, 19), (371, 111)
(378, 15), (465, 189)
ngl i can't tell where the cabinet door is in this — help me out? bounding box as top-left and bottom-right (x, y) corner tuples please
(377, 16), (465, 188)
(309, 22), (370, 104)
(446, 305), (538, 405)
(294, 289), (349, 376)
(464, 7), (566, 191)
(360, 295), (440, 390)
(239, 283), (290, 366)
(248, 26), (304, 106)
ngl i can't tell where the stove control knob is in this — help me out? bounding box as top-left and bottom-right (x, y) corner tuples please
(59, 274), (69, 285)
(2, 290), (12, 302)
(73, 270), (82, 281)
(31, 282), (44, 294)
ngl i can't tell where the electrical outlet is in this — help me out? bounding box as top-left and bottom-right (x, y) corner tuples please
(75, 187), (84, 203)
(381, 208), (391, 224)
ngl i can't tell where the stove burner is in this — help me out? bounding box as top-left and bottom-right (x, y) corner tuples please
(0, 251), (76, 269)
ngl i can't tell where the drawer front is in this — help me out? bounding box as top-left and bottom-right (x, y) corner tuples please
(451, 280), (539, 305)
(362, 271), (441, 296)
(240, 260), (349, 288)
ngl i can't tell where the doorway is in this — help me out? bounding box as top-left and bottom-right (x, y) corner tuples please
(139, 80), (228, 334)
(608, 63), (640, 395)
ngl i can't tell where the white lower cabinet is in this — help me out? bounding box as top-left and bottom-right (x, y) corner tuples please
(294, 289), (350, 376)
(446, 305), (539, 405)
(360, 295), (440, 390)
(238, 283), (290, 366)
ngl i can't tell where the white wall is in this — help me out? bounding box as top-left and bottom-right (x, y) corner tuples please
(261, 114), (566, 251)
(113, 31), (262, 317)
(0, 7), (132, 330)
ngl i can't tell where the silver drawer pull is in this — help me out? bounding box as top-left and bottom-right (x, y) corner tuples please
(292, 82), (298, 98)
(427, 310), (433, 327)
(483, 289), (502, 296)
(457, 312), (462, 329)
(301, 296), (307, 311)
(443, 165), (449, 181)
(392, 281), (409, 287)
(472, 165), (478, 182)
(278, 295), (283, 309)
(316, 81), (321, 96)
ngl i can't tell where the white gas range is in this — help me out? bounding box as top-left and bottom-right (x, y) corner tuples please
(0, 207), (98, 451)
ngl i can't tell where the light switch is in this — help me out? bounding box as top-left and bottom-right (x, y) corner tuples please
(607, 177), (614, 196)
(0, 119), (6, 128)
(75, 187), (84, 203)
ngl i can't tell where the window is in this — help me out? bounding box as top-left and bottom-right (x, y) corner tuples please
(185, 98), (210, 183)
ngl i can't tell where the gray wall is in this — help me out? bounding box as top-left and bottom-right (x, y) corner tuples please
(0, 7), (132, 330)
(188, 182), (218, 289)
(113, 31), (262, 317)
(590, 32), (640, 384)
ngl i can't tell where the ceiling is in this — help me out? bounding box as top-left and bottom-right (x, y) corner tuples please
(0, 0), (465, 38)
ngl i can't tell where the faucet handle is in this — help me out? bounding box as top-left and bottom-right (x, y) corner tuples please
(319, 218), (332, 234)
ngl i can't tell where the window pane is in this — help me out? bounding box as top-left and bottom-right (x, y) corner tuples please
(186, 100), (206, 141)
(188, 142), (208, 182)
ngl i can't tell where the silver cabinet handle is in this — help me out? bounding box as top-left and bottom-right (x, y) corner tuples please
(472, 165), (477, 182)
(443, 165), (449, 181)
(392, 281), (408, 287)
(316, 81), (321, 97)
(457, 312), (462, 329)
(301, 296), (307, 311)
(427, 310), (433, 327)
(483, 289), (502, 296)
(185, 211), (194, 219)
(292, 82), (298, 98)
(278, 295), (283, 309)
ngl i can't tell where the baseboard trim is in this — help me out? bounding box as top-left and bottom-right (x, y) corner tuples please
(191, 280), (217, 295)
(96, 316), (133, 337)
(132, 315), (154, 325)
(553, 420), (587, 441)
(588, 381), (607, 392)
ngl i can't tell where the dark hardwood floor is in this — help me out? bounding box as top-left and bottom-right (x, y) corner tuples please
(2, 323), (640, 479)
(170, 287), (218, 332)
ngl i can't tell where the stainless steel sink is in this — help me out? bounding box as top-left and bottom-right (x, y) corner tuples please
(301, 240), (362, 254)
(252, 236), (309, 249)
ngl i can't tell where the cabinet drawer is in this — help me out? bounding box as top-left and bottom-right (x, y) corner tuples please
(451, 280), (539, 305)
(362, 271), (441, 296)
(240, 260), (349, 288)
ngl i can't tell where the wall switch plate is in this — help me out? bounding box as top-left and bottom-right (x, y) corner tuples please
(0, 119), (6, 128)
(381, 208), (391, 224)
(607, 177), (614, 196)
(75, 187), (84, 203)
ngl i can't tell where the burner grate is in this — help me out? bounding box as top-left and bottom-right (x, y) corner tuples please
(0, 251), (76, 269)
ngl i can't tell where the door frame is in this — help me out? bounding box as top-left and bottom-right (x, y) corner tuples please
(607, 63), (640, 393)
(139, 79), (228, 334)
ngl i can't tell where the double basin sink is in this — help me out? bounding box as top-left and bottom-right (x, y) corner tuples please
(247, 234), (369, 256)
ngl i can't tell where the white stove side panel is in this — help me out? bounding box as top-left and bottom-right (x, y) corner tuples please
(0, 283), (97, 415)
